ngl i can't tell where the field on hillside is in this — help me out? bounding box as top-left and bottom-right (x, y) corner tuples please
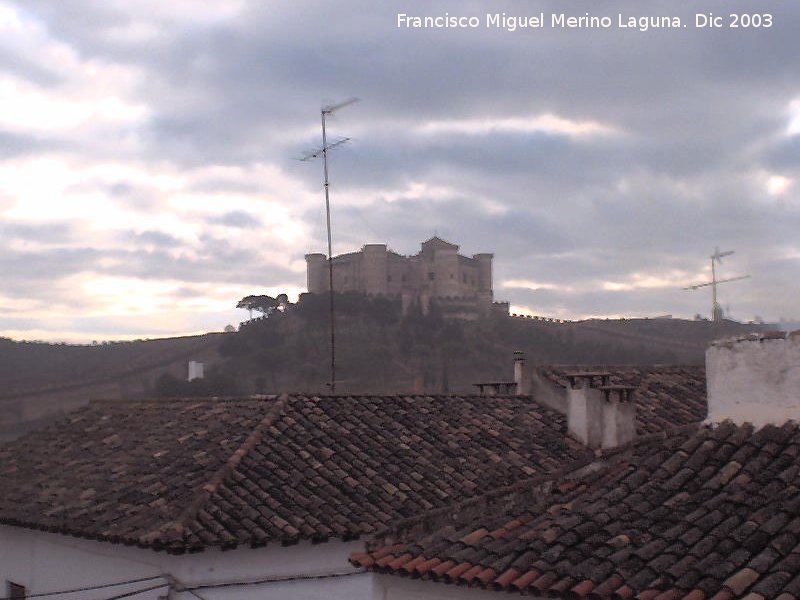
(0, 295), (769, 438)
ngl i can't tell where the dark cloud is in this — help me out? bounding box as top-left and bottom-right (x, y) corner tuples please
(0, 220), (76, 243)
(129, 230), (183, 248)
(207, 210), (261, 229)
(0, 231), (297, 304)
(0, 44), (64, 87)
(99, 181), (161, 212)
(0, 130), (54, 158)
(2, 0), (800, 338)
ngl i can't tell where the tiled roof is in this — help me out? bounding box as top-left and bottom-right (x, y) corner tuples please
(353, 421), (800, 600)
(0, 394), (594, 553)
(537, 365), (707, 434)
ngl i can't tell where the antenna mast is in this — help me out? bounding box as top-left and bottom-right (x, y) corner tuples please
(683, 246), (750, 322)
(300, 97), (359, 393)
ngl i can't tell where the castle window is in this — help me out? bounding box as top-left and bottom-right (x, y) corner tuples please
(387, 275), (392, 282)
(450, 274), (454, 279)
(428, 272), (435, 280)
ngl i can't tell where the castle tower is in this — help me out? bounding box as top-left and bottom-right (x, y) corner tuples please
(419, 237), (461, 298)
(361, 244), (388, 295)
(473, 253), (494, 305)
(433, 244), (460, 297)
(305, 253), (328, 293)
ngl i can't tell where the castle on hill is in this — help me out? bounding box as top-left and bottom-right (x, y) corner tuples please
(305, 236), (509, 319)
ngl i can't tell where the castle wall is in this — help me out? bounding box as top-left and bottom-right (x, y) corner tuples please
(386, 253), (408, 295)
(305, 238), (497, 318)
(458, 256), (479, 296)
(362, 244), (388, 295)
(331, 254), (361, 292)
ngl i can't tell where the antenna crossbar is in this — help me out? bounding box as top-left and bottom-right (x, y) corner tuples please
(683, 274), (751, 291)
(298, 138), (351, 162)
(683, 247), (750, 321)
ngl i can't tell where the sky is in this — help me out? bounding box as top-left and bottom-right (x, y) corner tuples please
(1, 0), (799, 343)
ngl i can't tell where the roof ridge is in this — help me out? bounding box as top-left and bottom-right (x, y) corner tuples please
(88, 395), (281, 405)
(536, 364), (703, 369)
(140, 393), (290, 546)
(294, 393), (535, 399)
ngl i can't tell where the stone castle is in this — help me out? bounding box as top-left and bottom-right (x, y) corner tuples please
(305, 237), (509, 319)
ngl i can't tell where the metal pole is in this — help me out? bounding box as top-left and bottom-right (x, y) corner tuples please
(710, 255), (716, 320)
(322, 109), (336, 393)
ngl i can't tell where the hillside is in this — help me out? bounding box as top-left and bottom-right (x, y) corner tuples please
(0, 334), (223, 439)
(211, 293), (765, 395)
(0, 294), (769, 438)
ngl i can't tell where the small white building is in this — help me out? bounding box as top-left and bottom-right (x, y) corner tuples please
(0, 526), (369, 600)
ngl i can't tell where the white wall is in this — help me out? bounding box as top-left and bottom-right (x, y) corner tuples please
(706, 332), (800, 426)
(0, 525), (371, 600)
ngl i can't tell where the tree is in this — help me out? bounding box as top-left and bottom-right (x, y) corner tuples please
(275, 293), (289, 311)
(236, 295), (279, 319)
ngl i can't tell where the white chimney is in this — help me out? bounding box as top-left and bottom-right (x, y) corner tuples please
(601, 386), (636, 449)
(513, 351), (529, 395)
(706, 331), (800, 426)
(188, 361), (204, 381)
(567, 381), (604, 448)
(565, 372), (636, 449)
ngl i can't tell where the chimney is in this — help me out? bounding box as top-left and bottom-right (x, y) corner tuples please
(514, 351), (529, 395)
(600, 386), (636, 449)
(188, 361), (204, 381)
(565, 372), (636, 449)
(706, 331), (800, 426)
(567, 377), (604, 448)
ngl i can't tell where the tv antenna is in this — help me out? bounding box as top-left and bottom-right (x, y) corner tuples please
(299, 97), (359, 393)
(683, 247), (750, 322)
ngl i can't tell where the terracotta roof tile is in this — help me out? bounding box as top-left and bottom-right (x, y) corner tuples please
(444, 561), (473, 582)
(474, 567), (496, 585)
(399, 555), (427, 573)
(355, 423), (800, 600)
(512, 569), (541, 590)
(493, 567), (520, 590)
(431, 559), (456, 577)
(461, 564), (487, 583)
(0, 393), (594, 552)
(615, 585), (637, 600)
(571, 579), (597, 599)
(376, 553), (398, 568)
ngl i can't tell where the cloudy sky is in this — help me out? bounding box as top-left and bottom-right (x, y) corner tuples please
(1, 0), (798, 342)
